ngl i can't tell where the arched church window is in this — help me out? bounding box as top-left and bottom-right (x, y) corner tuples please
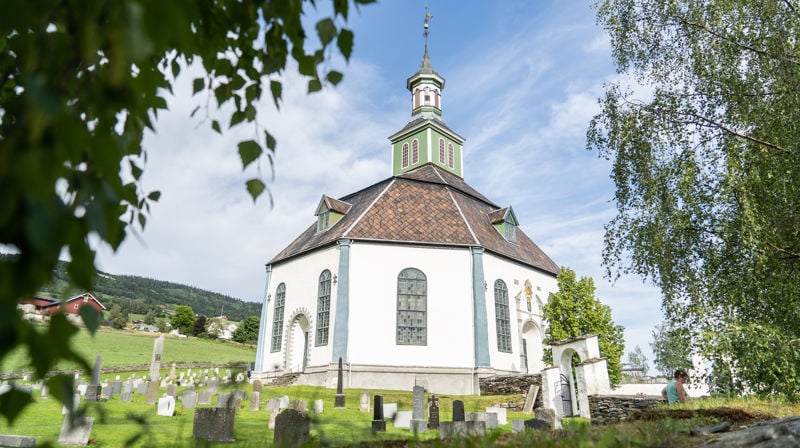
(412, 139), (419, 165)
(316, 270), (332, 346)
(494, 279), (512, 352)
(397, 268), (427, 345)
(270, 283), (286, 352)
(439, 139), (445, 164)
(402, 143), (409, 168)
(447, 143), (454, 168)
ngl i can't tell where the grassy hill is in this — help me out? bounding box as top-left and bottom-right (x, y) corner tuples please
(28, 258), (262, 321)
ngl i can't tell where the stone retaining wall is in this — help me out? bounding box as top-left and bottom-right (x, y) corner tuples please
(478, 374), (543, 410)
(589, 395), (663, 424)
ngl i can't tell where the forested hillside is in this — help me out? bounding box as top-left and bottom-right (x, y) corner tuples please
(20, 257), (262, 321)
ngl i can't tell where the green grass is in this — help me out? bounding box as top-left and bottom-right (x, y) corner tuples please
(1, 327), (255, 374)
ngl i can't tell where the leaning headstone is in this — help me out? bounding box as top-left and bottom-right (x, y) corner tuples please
(166, 383), (177, 397)
(145, 381), (159, 405)
(522, 385), (539, 414)
(452, 400), (465, 422)
(533, 407), (560, 429)
(334, 357), (345, 408)
(149, 336), (164, 381)
(192, 408), (235, 443)
(371, 395), (386, 433)
(58, 416), (94, 446)
(0, 435), (35, 447)
(393, 411), (412, 428)
(266, 397), (281, 411)
(252, 379), (263, 394)
(197, 390), (211, 405)
(274, 409), (310, 448)
(120, 391), (133, 403)
(314, 399), (324, 414)
(182, 391), (197, 409)
(428, 394), (440, 429)
(158, 396), (176, 416)
(410, 385), (427, 433)
(289, 400), (307, 412)
(249, 392), (261, 411)
(359, 391), (371, 412)
(486, 406), (507, 425)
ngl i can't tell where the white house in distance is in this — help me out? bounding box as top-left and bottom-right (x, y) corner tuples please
(252, 44), (560, 395)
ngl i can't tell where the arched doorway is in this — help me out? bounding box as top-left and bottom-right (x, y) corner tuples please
(521, 321), (544, 373)
(557, 347), (579, 417)
(285, 313), (311, 373)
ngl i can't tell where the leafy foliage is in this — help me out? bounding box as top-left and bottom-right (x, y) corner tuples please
(650, 322), (693, 378)
(232, 315), (260, 344)
(543, 267), (626, 387)
(0, 0), (374, 423)
(591, 0), (800, 398)
(171, 305), (196, 336)
(109, 304), (127, 329)
(625, 345), (649, 375)
(192, 315), (208, 337)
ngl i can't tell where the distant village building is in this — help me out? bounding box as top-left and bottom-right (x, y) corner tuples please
(20, 292), (106, 316)
(252, 43), (560, 394)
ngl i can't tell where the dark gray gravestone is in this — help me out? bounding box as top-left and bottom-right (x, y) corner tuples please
(192, 408), (235, 443)
(371, 395), (386, 433)
(84, 384), (101, 402)
(410, 385), (427, 433)
(334, 357), (345, 408)
(274, 409), (310, 448)
(57, 416), (94, 446)
(0, 434), (36, 447)
(428, 394), (440, 429)
(452, 400), (465, 422)
(145, 381), (159, 405)
(524, 418), (552, 430)
(533, 407), (558, 429)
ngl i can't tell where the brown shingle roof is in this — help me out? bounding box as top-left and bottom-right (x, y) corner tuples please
(269, 165), (559, 276)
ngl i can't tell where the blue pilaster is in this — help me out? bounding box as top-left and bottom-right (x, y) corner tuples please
(471, 247), (491, 366)
(254, 265), (272, 370)
(332, 239), (352, 362)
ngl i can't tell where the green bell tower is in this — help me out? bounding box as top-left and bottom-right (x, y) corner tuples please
(389, 10), (465, 178)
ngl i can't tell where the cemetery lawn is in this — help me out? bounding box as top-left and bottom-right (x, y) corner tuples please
(1, 328), (255, 374)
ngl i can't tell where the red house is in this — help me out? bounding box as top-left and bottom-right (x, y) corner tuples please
(22, 292), (106, 315)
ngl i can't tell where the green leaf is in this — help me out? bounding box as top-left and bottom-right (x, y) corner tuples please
(238, 140), (263, 170)
(326, 70), (343, 86)
(308, 78), (322, 93)
(337, 29), (354, 61)
(0, 387), (33, 425)
(192, 77), (205, 95)
(245, 178), (266, 202)
(229, 110), (245, 128)
(211, 120), (221, 134)
(147, 191), (161, 201)
(270, 80), (282, 109)
(333, 0), (348, 19)
(79, 306), (100, 336)
(265, 131), (276, 152)
(316, 18), (337, 46)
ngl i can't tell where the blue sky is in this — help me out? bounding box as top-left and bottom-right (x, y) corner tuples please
(97, 0), (663, 370)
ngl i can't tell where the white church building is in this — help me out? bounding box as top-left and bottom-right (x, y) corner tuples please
(253, 44), (561, 395)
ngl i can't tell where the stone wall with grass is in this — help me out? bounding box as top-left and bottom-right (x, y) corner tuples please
(478, 374), (543, 410)
(589, 394), (663, 424)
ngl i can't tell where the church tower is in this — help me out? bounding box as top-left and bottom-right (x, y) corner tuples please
(389, 23), (465, 178)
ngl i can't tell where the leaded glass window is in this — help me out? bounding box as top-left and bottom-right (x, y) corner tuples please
(448, 143), (454, 168)
(495, 279), (512, 352)
(270, 283), (286, 352)
(316, 270), (331, 346)
(439, 139), (445, 163)
(397, 268), (427, 345)
(402, 143), (409, 168)
(412, 139), (419, 164)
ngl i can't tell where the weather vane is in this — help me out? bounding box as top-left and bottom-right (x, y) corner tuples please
(423, 5), (433, 44)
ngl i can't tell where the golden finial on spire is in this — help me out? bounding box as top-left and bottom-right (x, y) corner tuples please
(423, 6), (433, 42)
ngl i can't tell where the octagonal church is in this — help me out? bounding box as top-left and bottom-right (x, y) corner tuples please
(253, 45), (560, 395)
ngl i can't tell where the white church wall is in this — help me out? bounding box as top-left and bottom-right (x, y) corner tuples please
(347, 243), (475, 368)
(259, 246), (340, 373)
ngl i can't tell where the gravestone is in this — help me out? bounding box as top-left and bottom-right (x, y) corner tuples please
(266, 397), (281, 411)
(383, 403), (398, 420)
(57, 416), (94, 446)
(393, 411), (412, 428)
(439, 421), (485, 439)
(467, 412), (498, 429)
(359, 391), (370, 412)
(533, 407), (560, 429)
(512, 419), (526, 433)
(207, 380), (218, 395)
(279, 395), (290, 409)
(274, 409), (310, 448)
(289, 400), (307, 412)
(269, 410), (278, 429)
(149, 336), (164, 381)
(0, 435), (35, 447)
(486, 406), (507, 425)
(183, 391), (197, 409)
(137, 382), (148, 395)
(452, 400), (465, 422)
(428, 394), (440, 429)
(252, 379), (263, 394)
(122, 382), (133, 394)
(40, 385), (49, 399)
(217, 392), (233, 408)
(197, 390), (211, 405)
(249, 392), (260, 411)
(169, 364), (177, 381)
(158, 396), (176, 416)
(371, 395), (386, 433)
(101, 385), (112, 400)
(120, 391), (133, 402)
(314, 399), (324, 414)
(166, 383), (177, 397)
(334, 357), (345, 408)
(522, 385), (539, 414)
(524, 418), (552, 430)
(192, 408), (235, 443)
(410, 385), (427, 433)
(91, 354), (102, 385)
(145, 381), (159, 405)
(111, 381), (122, 395)
(76, 384), (88, 396)
(84, 384), (101, 402)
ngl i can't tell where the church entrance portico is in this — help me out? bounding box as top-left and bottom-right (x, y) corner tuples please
(285, 310), (312, 373)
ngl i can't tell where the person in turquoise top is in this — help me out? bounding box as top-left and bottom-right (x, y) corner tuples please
(662, 369), (688, 404)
